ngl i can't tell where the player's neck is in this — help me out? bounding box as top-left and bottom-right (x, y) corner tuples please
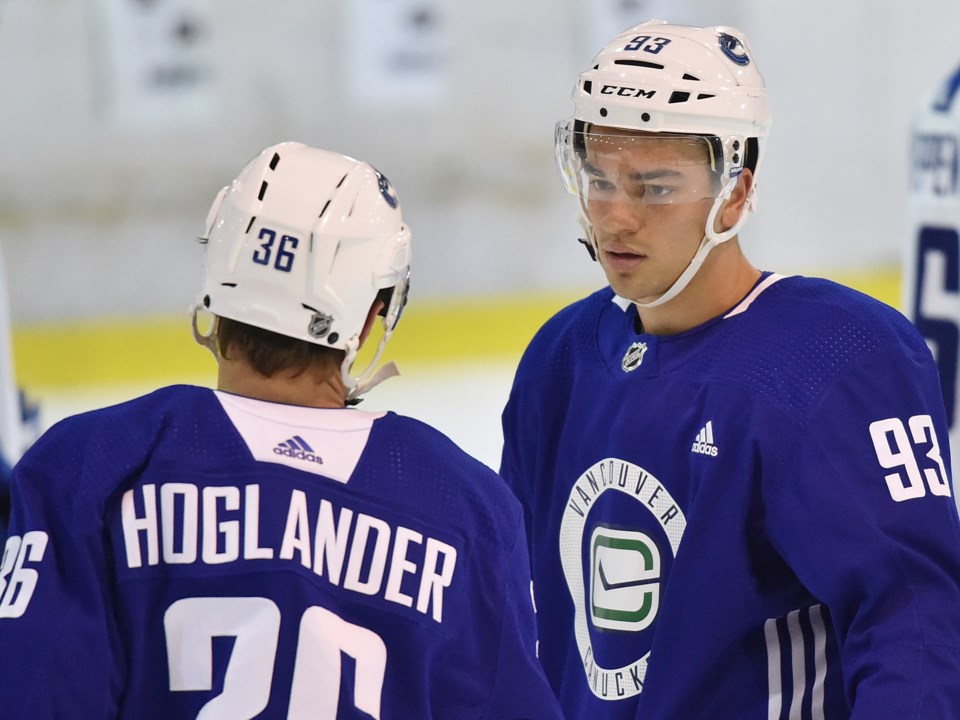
(637, 241), (760, 336)
(216, 355), (347, 409)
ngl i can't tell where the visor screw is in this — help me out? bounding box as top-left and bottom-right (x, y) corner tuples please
(733, 140), (741, 151)
(203, 295), (210, 308)
(328, 333), (339, 345)
(732, 153), (740, 164)
(599, 108), (608, 117)
(641, 113), (651, 122)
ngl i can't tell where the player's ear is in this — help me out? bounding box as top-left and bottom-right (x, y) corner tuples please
(717, 168), (754, 232)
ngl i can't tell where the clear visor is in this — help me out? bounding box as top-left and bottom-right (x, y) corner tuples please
(555, 120), (722, 207)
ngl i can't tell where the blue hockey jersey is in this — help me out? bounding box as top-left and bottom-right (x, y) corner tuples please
(501, 274), (960, 719)
(0, 386), (562, 719)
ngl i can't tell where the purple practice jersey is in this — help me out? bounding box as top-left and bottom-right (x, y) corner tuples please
(0, 386), (562, 720)
(501, 273), (960, 719)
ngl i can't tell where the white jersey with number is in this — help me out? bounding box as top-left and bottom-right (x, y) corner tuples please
(904, 60), (960, 498)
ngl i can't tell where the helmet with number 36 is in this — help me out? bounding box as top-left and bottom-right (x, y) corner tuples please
(196, 142), (411, 397)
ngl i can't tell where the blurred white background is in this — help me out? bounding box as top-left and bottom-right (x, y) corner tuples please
(1, 0), (958, 323)
(1, 0), (959, 467)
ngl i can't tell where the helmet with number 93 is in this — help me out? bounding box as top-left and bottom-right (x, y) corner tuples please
(195, 142), (411, 400)
(556, 20), (772, 306)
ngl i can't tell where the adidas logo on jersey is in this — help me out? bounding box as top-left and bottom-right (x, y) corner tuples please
(691, 421), (718, 457)
(274, 435), (324, 465)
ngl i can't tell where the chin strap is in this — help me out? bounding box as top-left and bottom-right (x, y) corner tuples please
(342, 327), (401, 405)
(190, 304), (220, 359)
(632, 175), (756, 309)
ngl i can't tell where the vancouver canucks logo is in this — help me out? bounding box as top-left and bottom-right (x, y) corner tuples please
(718, 32), (750, 66)
(621, 342), (648, 372)
(559, 458), (687, 701)
(308, 311), (333, 339)
(591, 527), (660, 632)
(375, 170), (399, 209)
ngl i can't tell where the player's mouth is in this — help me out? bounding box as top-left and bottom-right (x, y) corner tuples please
(601, 247), (647, 271)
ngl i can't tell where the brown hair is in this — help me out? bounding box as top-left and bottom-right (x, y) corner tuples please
(216, 317), (344, 378)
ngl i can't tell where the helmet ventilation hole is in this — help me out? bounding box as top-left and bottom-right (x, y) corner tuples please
(614, 59), (664, 70)
(599, 108), (608, 117)
(203, 295), (211, 307)
(269, 153), (280, 170)
(668, 91), (690, 104)
(641, 113), (651, 122)
(258, 182), (268, 201)
(245, 216), (256, 234)
(328, 333), (339, 345)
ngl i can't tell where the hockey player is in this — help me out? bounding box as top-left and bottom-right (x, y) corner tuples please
(501, 21), (960, 719)
(903, 60), (960, 506)
(0, 142), (562, 719)
(0, 240), (37, 539)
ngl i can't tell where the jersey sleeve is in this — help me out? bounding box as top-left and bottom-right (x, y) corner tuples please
(763, 342), (960, 717)
(0, 425), (124, 719)
(483, 511), (563, 720)
(499, 388), (530, 509)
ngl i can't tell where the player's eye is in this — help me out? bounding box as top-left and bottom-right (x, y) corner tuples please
(588, 177), (616, 193)
(646, 184), (674, 198)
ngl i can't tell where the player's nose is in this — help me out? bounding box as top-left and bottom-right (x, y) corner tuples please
(592, 198), (644, 235)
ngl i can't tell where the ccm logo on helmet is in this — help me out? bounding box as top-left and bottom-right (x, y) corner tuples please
(600, 85), (656, 99)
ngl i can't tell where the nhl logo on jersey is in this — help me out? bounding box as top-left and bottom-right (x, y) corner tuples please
(621, 342), (648, 372)
(307, 312), (333, 339)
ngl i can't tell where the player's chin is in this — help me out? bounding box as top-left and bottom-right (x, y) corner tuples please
(603, 277), (642, 302)
(599, 263), (641, 294)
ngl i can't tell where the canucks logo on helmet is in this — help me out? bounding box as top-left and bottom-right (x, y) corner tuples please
(376, 170), (399, 209)
(718, 32), (750, 66)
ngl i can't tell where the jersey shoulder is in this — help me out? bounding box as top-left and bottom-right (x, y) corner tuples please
(364, 413), (524, 546)
(709, 276), (931, 419)
(513, 286), (613, 382)
(15, 385), (219, 497)
(28, 384), (216, 450)
(757, 275), (923, 347)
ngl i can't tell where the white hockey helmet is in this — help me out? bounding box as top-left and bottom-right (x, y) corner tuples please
(196, 142), (411, 400)
(557, 21), (772, 307)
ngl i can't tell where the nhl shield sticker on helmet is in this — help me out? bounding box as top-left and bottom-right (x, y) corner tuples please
(307, 311), (334, 340)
